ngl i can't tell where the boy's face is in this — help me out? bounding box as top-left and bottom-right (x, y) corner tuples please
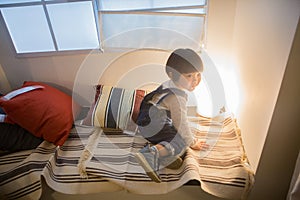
(176, 72), (201, 91)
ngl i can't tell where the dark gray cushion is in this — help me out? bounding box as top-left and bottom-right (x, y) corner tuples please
(0, 123), (43, 152)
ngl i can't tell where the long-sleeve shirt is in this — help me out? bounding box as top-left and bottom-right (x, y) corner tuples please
(157, 80), (195, 146)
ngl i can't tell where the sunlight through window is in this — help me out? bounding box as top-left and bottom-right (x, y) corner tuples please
(1, 5), (55, 53)
(0, 0), (100, 54)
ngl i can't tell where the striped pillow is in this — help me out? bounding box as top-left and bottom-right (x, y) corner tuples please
(81, 85), (148, 131)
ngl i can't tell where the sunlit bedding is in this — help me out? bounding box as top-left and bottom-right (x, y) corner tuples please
(0, 81), (254, 200)
(0, 114), (254, 200)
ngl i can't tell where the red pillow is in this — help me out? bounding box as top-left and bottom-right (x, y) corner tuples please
(0, 81), (81, 146)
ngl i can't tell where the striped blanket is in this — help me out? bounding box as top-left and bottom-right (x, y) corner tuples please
(0, 115), (254, 200)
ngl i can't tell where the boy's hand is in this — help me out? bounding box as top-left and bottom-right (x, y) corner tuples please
(190, 138), (209, 151)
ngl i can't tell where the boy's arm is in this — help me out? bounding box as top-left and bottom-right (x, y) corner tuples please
(187, 106), (198, 116)
(163, 95), (194, 146)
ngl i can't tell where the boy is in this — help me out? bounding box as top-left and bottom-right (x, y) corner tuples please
(135, 48), (209, 183)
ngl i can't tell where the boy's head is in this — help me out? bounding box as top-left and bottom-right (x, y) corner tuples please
(166, 48), (203, 81)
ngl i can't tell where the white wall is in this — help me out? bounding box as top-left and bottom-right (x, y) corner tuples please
(232, 0), (299, 171)
(248, 20), (300, 199)
(206, 0), (299, 172)
(0, 64), (11, 93)
(72, 49), (170, 106)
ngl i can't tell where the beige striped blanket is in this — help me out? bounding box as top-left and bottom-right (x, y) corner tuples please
(0, 115), (254, 200)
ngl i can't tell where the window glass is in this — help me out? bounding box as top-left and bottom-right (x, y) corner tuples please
(99, 0), (207, 50)
(99, 0), (206, 11)
(102, 14), (204, 50)
(1, 5), (55, 53)
(0, 0), (207, 54)
(0, 0), (40, 4)
(47, 1), (99, 51)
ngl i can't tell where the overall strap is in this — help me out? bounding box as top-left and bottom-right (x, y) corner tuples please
(155, 86), (187, 105)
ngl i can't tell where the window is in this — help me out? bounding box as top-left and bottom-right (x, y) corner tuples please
(0, 0), (208, 55)
(98, 0), (208, 51)
(0, 0), (100, 54)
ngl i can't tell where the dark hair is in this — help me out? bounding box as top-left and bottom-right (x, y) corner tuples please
(166, 48), (203, 81)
